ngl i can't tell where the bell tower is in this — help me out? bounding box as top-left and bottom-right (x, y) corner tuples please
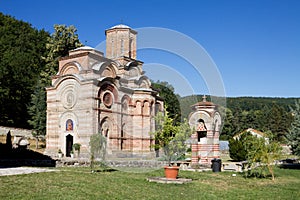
(105, 24), (137, 60)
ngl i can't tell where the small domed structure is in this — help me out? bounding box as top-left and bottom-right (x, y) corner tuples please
(188, 95), (222, 165)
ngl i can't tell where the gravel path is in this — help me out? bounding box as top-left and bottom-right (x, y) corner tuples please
(0, 167), (57, 176)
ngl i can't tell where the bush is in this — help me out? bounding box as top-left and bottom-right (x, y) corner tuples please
(229, 132), (254, 161)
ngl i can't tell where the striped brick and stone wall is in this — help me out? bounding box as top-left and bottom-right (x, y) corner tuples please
(188, 96), (222, 165)
(45, 25), (163, 159)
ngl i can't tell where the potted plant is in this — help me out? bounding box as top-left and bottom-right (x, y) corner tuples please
(58, 149), (63, 158)
(152, 110), (192, 179)
(70, 149), (74, 158)
(73, 143), (81, 158)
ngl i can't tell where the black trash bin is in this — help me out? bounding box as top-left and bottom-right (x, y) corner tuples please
(211, 158), (222, 172)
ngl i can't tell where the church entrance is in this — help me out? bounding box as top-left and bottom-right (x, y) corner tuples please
(66, 134), (73, 157)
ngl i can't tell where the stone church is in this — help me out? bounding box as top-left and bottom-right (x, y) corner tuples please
(45, 24), (163, 159)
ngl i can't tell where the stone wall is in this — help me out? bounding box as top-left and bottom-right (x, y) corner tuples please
(0, 126), (33, 138)
(55, 158), (167, 169)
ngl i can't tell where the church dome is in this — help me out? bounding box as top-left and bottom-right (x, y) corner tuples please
(74, 46), (94, 50)
(69, 45), (104, 56)
(109, 24), (131, 29)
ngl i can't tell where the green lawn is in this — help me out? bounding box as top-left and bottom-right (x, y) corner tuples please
(0, 167), (299, 200)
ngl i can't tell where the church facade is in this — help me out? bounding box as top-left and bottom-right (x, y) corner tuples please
(45, 25), (163, 159)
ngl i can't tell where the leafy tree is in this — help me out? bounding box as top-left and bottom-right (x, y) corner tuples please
(151, 109), (192, 165)
(229, 131), (282, 180)
(245, 136), (282, 181)
(151, 81), (181, 124)
(286, 100), (300, 156)
(28, 24), (82, 137)
(89, 133), (107, 171)
(40, 24), (83, 85)
(0, 13), (48, 128)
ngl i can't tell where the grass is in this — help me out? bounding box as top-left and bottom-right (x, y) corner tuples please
(0, 166), (299, 200)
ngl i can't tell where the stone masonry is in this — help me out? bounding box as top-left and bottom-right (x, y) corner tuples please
(188, 96), (222, 165)
(45, 24), (163, 159)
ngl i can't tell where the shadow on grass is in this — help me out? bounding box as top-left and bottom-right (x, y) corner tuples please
(278, 159), (300, 170)
(279, 163), (300, 170)
(91, 168), (118, 173)
(0, 143), (56, 168)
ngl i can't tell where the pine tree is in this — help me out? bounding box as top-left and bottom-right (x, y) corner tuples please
(286, 100), (300, 156)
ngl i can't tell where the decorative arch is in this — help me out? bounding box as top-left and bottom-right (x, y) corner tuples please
(60, 111), (78, 131)
(52, 75), (83, 90)
(212, 112), (222, 136)
(59, 61), (82, 76)
(135, 100), (142, 115)
(143, 101), (150, 116)
(121, 95), (132, 110)
(100, 117), (112, 138)
(92, 61), (119, 78)
(56, 78), (81, 109)
(101, 65), (117, 78)
(98, 82), (118, 108)
(189, 111), (212, 131)
(137, 76), (151, 89)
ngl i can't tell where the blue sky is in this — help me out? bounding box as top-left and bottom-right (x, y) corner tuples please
(1, 0), (300, 97)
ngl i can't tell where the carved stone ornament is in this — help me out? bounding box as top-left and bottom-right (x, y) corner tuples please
(62, 89), (77, 109)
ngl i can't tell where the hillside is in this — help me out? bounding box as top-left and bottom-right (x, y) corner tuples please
(179, 95), (299, 140)
(179, 95), (298, 118)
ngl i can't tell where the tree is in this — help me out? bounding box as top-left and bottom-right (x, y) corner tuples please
(266, 103), (290, 142)
(28, 24), (83, 138)
(89, 133), (107, 171)
(151, 81), (181, 124)
(245, 136), (282, 181)
(286, 100), (300, 156)
(228, 132), (254, 161)
(151, 109), (192, 165)
(0, 13), (48, 128)
(220, 108), (235, 140)
(40, 24), (83, 85)
(229, 131), (282, 180)
(27, 80), (47, 149)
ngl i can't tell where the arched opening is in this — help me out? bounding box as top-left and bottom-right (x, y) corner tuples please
(66, 134), (73, 157)
(197, 119), (207, 142)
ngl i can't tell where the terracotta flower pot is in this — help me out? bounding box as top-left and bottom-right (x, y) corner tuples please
(164, 166), (179, 179)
